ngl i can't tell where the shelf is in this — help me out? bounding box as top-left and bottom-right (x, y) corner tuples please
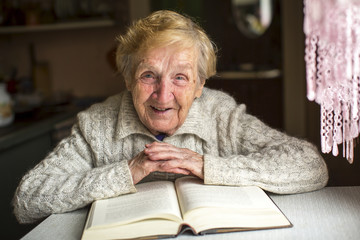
(0, 19), (115, 34)
(214, 69), (281, 80)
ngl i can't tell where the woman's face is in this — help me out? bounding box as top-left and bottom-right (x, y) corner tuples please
(128, 45), (204, 136)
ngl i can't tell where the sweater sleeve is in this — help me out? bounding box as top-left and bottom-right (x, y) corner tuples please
(203, 103), (329, 194)
(13, 123), (136, 224)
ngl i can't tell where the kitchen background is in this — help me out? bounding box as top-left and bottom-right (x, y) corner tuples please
(0, 0), (359, 239)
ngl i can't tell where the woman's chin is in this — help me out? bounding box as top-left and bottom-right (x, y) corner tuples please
(148, 125), (176, 136)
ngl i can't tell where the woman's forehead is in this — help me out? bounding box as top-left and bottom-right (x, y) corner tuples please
(137, 46), (197, 69)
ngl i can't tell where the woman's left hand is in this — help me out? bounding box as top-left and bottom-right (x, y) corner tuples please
(144, 142), (204, 179)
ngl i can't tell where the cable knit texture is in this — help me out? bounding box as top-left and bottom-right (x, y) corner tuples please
(13, 87), (328, 224)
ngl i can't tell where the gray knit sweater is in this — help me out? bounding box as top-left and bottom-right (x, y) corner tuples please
(13, 87), (328, 224)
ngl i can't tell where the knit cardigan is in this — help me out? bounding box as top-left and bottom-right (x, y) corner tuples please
(13, 87), (328, 224)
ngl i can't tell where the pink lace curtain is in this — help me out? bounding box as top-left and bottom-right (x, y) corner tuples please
(304, 0), (360, 163)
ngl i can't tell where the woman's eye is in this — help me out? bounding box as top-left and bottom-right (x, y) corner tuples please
(142, 73), (154, 79)
(140, 72), (157, 84)
(174, 74), (188, 86)
(174, 74), (188, 82)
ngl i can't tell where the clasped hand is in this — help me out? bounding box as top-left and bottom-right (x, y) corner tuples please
(128, 142), (204, 184)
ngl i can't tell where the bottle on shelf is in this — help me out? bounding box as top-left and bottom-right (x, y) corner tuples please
(0, 82), (14, 127)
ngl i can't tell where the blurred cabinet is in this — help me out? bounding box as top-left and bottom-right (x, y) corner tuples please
(0, 108), (78, 239)
(206, 71), (283, 130)
(0, 19), (115, 34)
(1, 131), (51, 239)
(0, 0), (129, 33)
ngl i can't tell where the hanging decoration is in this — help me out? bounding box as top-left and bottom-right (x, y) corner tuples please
(304, 0), (360, 163)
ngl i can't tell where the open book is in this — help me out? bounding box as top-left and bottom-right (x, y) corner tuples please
(81, 177), (291, 240)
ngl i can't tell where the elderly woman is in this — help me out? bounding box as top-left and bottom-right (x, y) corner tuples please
(13, 10), (328, 224)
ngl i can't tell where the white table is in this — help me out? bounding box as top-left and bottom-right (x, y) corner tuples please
(21, 186), (360, 240)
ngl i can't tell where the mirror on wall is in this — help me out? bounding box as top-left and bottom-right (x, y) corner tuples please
(231, 0), (273, 38)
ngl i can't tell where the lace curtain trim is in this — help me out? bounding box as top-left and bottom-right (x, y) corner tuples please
(304, 0), (360, 163)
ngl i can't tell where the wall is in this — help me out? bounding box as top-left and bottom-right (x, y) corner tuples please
(0, 26), (127, 98)
(281, 0), (306, 138)
(281, 0), (360, 186)
(0, 0), (152, 99)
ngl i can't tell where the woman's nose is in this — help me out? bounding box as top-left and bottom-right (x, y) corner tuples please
(153, 79), (174, 102)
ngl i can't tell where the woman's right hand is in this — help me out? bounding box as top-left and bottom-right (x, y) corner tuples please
(128, 144), (192, 184)
(128, 151), (154, 184)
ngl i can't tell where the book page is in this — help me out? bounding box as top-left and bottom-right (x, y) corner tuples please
(88, 181), (183, 229)
(175, 177), (278, 215)
(174, 177), (290, 233)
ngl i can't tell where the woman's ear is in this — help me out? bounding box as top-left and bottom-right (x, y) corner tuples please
(195, 79), (205, 98)
(125, 78), (132, 91)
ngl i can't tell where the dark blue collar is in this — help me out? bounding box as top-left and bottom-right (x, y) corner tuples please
(155, 134), (166, 141)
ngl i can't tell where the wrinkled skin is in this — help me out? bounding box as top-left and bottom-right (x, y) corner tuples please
(127, 45), (205, 184)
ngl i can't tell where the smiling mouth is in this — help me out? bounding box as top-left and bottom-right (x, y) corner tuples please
(151, 106), (172, 112)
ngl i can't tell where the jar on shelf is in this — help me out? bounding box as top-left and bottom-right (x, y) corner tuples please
(0, 82), (14, 127)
